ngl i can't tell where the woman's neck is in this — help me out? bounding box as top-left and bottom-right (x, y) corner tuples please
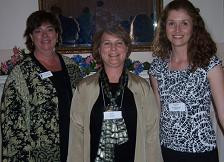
(34, 50), (56, 60)
(104, 67), (123, 83)
(171, 46), (188, 60)
(34, 50), (62, 71)
(170, 47), (189, 70)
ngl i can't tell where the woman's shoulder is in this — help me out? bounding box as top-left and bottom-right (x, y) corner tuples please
(128, 71), (148, 83)
(61, 54), (78, 65)
(148, 57), (167, 77)
(76, 72), (99, 89)
(61, 54), (81, 75)
(10, 55), (34, 74)
(207, 55), (222, 70)
(150, 56), (166, 67)
(4, 56), (34, 87)
(128, 71), (151, 93)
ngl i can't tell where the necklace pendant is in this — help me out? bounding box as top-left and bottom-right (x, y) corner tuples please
(106, 105), (114, 111)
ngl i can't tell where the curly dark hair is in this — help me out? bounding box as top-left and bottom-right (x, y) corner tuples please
(92, 25), (132, 66)
(23, 10), (62, 53)
(153, 0), (216, 70)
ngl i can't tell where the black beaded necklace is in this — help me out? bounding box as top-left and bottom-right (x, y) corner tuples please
(100, 69), (128, 111)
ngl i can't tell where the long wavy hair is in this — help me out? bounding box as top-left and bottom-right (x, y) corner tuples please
(23, 10), (62, 53)
(153, 0), (216, 70)
(92, 25), (132, 66)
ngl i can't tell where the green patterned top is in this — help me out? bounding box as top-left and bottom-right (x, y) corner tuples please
(1, 54), (81, 162)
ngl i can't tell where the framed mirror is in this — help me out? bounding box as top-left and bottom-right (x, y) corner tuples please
(38, 0), (162, 54)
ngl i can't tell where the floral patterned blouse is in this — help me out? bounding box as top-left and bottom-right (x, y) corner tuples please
(1, 54), (81, 162)
(149, 56), (221, 153)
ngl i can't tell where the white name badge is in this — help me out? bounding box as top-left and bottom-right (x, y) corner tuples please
(168, 102), (186, 112)
(104, 111), (122, 120)
(39, 71), (53, 79)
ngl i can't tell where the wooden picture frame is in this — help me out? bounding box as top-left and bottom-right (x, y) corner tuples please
(38, 0), (162, 54)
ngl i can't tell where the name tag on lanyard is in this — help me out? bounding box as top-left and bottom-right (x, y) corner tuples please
(104, 111), (122, 120)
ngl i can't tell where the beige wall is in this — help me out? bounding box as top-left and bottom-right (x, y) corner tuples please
(217, 43), (224, 61)
(0, 0), (224, 57)
(0, 0), (38, 49)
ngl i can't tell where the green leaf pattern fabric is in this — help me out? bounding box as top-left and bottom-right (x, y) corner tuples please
(1, 55), (81, 162)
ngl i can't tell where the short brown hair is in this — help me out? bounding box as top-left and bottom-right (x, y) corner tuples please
(92, 25), (132, 66)
(23, 10), (62, 53)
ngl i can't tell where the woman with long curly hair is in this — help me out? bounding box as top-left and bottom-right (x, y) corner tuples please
(148, 0), (224, 162)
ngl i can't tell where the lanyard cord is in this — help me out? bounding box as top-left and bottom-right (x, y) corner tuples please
(101, 81), (124, 111)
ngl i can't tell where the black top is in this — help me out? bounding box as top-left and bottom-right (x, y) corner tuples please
(31, 54), (72, 162)
(90, 81), (137, 162)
